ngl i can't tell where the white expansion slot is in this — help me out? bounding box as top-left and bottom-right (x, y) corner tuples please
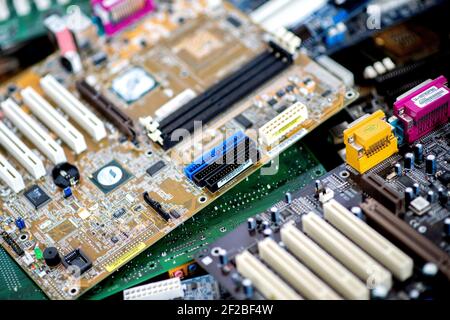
(235, 250), (302, 300)
(1, 98), (67, 165)
(21, 87), (87, 154)
(0, 153), (25, 193)
(0, 122), (46, 179)
(302, 212), (393, 290)
(258, 101), (308, 147)
(40, 74), (107, 141)
(281, 223), (369, 300)
(323, 199), (414, 281)
(258, 237), (340, 300)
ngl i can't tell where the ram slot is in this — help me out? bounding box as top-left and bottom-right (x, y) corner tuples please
(235, 250), (302, 300)
(157, 45), (293, 149)
(40, 74), (107, 142)
(1, 99), (66, 164)
(302, 212), (392, 290)
(0, 153), (25, 193)
(0, 122), (46, 179)
(323, 199), (413, 281)
(21, 87), (87, 154)
(281, 223), (369, 300)
(76, 80), (136, 141)
(258, 237), (340, 300)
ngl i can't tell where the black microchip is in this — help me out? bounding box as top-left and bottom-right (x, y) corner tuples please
(267, 98), (278, 106)
(234, 114), (253, 129)
(62, 249), (92, 275)
(24, 185), (51, 209)
(113, 208), (126, 219)
(398, 175), (415, 188)
(90, 160), (132, 194)
(438, 171), (450, 187)
(146, 160), (166, 176)
(227, 15), (242, 28)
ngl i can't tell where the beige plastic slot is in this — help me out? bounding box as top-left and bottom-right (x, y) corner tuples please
(235, 250), (302, 300)
(281, 223), (369, 300)
(258, 237), (340, 299)
(302, 212), (392, 290)
(0, 153), (25, 193)
(323, 199), (413, 281)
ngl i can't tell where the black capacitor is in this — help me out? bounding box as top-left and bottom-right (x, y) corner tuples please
(414, 144), (423, 163)
(412, 183), (420, 196)
(427, 190), (436, 203)
(219, 249), (228, 265)
(247, 218), (256, 231)
(242, 279), (254, 299)
(444, 218), (450, 237)
(404, 153), (414, 170)
(438, 188), (448, 205)
(270, 207), (280, 224)
(43, 247), (61, 267)
(405, 187), (414, 206)
(52, 162), (80, 188)
(425, 155), (436, 175)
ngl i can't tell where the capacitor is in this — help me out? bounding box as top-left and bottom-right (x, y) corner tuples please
(427, 190), (436, 203)
(438, 188), (448, 205)
(394, 163), (402, 176)
(263, 228), (273, 237)
(371, 286), (388, 300)
(315, 180), (322, 194)
(219, 249), (228, 265)
(414, 144), (423, 163)
(285, 192), (292, 204)
(231, 273), (241, 286)
(247, 218), (256, 231)
(270, 207), (280, 224)
(351, 207), (363, 220)
(405, 187), (414, 205)
(444, 218), (450, 237)
(43, 247), (61, 267)
(422, 262), (438, 277)
(425, 155), (436, 175)
(404, 153), (414, 170)
(412, 183), (420, 196)
(15, 217), (26, 231)
(262, 221), (270, 230)
(242, 278), (254, 299)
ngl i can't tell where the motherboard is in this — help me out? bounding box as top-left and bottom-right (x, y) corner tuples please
(196, 106), (450, 299)
(0, 1), (355, 300)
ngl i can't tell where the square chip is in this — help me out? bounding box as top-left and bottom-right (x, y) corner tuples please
(146, 160), (166, 176)
(111, 67), (157, 103)
(24, 185), (51, 209)
(90, 160), (132, 194)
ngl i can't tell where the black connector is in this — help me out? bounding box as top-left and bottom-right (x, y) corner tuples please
(1, 231), (24, 256)
(143, 192), (171, 221)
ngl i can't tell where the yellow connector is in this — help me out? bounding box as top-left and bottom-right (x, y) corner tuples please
(344, 110), (398, 173)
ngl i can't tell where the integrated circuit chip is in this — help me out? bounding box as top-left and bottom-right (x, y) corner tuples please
(111, 67), (157, 103)
(90, 160), (132, 194)
(24, 185), (51, 209)
(146, 160), (166, 177)
(234, 114), (253, 129)
(62, 249), (92, 275)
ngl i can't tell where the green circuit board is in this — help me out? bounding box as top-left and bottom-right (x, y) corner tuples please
(0, 142), (324, 300)
(0, 0), (91, 50)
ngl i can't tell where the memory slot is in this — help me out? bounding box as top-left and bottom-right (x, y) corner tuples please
(0, 153), (25, 193)
(281, 223), (369, 300)
(76, 80), (137, 141)
(235, 250), (302, 300)
(323, 199), (413, 281)
(184, 131), (246, 180)
(158, 45), (293, 149)
(302, 212), (393, 290)
(1, 98), (67, 165)
(258, 237), (341, 300)
(192, 136), (252, 186)
(0, 122), (46, 179)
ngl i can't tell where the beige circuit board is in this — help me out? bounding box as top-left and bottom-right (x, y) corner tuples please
(0, 1), (356, 299)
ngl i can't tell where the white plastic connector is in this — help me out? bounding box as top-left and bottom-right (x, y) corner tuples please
(258, 237), (340, 300)
(123, 278), (184, 300)
(281, 223), (369, 300)
(236, 250), (302, 300)
(0, 153), (25, 193)
(259, 101), (308, 146)
(40, 74), (106, 142)
(1, 98), (66, 164)
(21, 87), (87, 154)
(323, 199), (414, 281)
(302, 212), (392, 290)
(155, 89), (197, 121)
(0, 122), (46, 179)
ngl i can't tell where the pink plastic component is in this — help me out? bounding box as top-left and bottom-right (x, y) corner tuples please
(393, 76), (450, 143)
(92, 0), (154, 35)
